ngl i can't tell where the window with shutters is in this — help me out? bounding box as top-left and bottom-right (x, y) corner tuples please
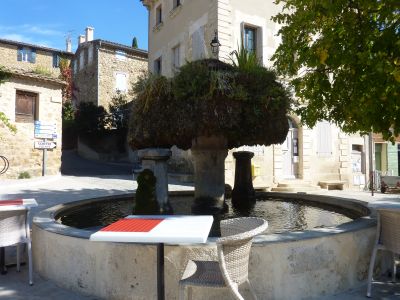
(156, 5), (163, 26)
(316, 121), (333, 157)
(173, 0), (181, 9)
(191, 26), (205, 60)
(52, 53), (60, 68)
(154, 57), (162, 75)
(243, 26), (256, 54)
(17, 47), (36, 63)
(79, 50), (85, 70)
(88, 45), (94, 64)
(172, 45), (180, 71)
(15, 91), (38, 122)
(115, 72), (127, 92)
(115, 50), (126, 61)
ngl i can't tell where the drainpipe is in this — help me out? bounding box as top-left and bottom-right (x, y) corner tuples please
(369, 132), (374, 196)
(97, 41), (101, 106)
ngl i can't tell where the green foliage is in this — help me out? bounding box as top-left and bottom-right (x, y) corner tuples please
(0, 112), (16, 134)
(129, 58), (291, 150)
(75, 102), (108, 136)
(132, 37), (138, 49)
(59, 58), (73, 102)
(62, 100), (75, 129)
(33, 65), (53, 76)
(0, 66), (16, 134)
(18, 171), (31, 179)
(272, 0), (400, 141)
(230, 46), (262, 72)
(133, 169), (160, 214)
(0, 66), (10, 84)
(108, 91), (129, 130)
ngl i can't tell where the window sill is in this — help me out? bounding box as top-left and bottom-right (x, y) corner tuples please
(152, 22), (164, 33)
(169, 5), (182, 19)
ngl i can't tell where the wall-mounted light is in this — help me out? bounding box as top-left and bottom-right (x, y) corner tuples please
(210, 30), (221, 57)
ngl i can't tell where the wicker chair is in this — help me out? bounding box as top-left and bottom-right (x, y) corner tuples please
(179, 217), (268, 300)
(0, 207), (33, 285)
(367, 208), (400, 297)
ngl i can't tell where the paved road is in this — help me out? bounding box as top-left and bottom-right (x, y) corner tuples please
(61, 150), (132, 176)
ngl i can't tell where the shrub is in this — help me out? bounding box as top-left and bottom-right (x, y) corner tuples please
(18, 171), (31, 179)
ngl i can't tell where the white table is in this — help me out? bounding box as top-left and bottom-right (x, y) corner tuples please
(90, 215), (213, 300)
(0, 198), (38, 274)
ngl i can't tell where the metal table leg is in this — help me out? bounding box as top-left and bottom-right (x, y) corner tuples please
(157, 243), (165, 300)
(0, 247), (7, 275)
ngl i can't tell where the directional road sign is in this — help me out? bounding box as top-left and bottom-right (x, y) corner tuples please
(34, 120), (57, 139)
(34, 140), (57, 150)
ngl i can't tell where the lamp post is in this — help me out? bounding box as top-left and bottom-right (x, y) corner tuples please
(210, 29), (221, 57)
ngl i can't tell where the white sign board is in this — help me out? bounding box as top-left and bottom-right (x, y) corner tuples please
(34, 140), (56, 150)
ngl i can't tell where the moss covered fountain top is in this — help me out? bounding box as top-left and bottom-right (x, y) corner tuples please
(128, 56), (292, 213)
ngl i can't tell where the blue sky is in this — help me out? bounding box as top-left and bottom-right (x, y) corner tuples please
(0, 0), (148, 52)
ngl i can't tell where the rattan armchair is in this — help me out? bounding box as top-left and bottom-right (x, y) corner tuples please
(0, 207), (33, 285)
(367, 207), (400, 297)
(179, 217), (268, 300)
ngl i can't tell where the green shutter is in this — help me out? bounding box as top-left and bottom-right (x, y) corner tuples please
(387, 143), (399, 175)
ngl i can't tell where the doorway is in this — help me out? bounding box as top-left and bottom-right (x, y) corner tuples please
(282, 118), (299, 179)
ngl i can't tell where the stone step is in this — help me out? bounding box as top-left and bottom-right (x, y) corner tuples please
(168, 173), (194, 183)
(271, 186), (321, 192)
(277, 180), (313, 187)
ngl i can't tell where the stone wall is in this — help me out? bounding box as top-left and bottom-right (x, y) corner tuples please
(98, 46), (147, 109)
(73, 42), (148, 109)
(0, 42), (63, 77)
(0, 77), (63, 178)
(73, 44), (98, 104)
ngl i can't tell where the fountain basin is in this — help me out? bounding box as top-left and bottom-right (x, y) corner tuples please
(32, 192), (375, 300)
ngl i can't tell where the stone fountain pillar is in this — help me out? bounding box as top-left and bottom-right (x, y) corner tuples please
(138, 148), (172, 213)
(191, 136), (228, 214)
(232, 151), (256, 210)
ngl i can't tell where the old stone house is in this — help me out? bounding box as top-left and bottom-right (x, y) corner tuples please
(73, 27), (148, 109)
(141, 0), (371, 190)
(0, 38), (73, 178)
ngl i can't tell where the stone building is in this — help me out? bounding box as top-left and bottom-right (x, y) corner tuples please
(73, 27), (148, 109)
(0, 39), (73, 178)
(141, 0), (372, 190)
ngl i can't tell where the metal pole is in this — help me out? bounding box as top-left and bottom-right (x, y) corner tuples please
(369, 133), (374, 196)
(42, 138), (47, 176)
(157, 243), (165, 300)
(0, 247), (6, 275)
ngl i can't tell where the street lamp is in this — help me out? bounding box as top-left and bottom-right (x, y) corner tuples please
(210, 30), (221, 57)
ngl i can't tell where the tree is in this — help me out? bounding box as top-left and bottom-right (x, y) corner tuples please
(59, 58), (73, 103)
(272, 0), (400, 141)
(0, 66), (16, 134)
(132, 37), (138, 49)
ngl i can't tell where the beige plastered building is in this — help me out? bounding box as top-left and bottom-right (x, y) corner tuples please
(141, 0), (372, 189)
(73, 27), (148, 109)
(0, 39), (73, 178)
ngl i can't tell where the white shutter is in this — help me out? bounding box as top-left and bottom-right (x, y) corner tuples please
(115, 73), (127, 92)
(316, 121), (332, 157)
(192, 26), (205, 60)
(79, 51), (85, 70)
(172, 45), (180, 70)
(88, 45), (93, 64)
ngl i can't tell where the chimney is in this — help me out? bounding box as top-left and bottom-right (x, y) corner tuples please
(78, 35), (86, 45)
(85, 27), (94, 42)
(66, 37), (72, 52)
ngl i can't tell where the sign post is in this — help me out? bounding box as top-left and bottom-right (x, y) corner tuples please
(34, 121), (57, 176)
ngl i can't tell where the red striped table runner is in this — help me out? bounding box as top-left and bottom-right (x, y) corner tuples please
(100, 218), (164, 232)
